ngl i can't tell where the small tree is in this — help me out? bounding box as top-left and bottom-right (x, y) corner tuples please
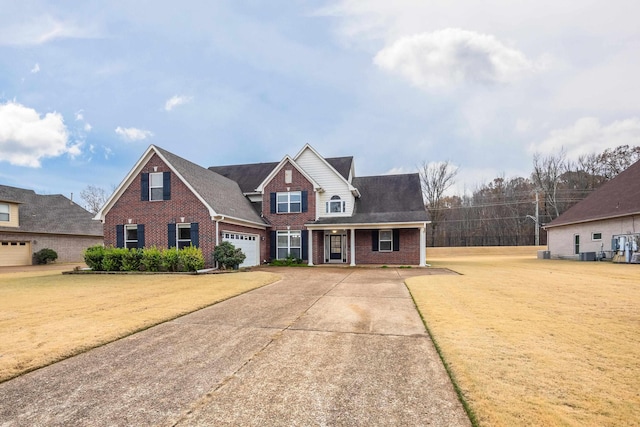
(420, 160), (458, 246)
(213, 241), (246, 269)
(34, 248), (58, 264)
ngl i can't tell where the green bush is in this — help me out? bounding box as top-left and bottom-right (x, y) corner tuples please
(213, 241), (246, 269)
(84, 245), (106, 271)
(34, 248), (58, 265)
(179, 245), (205, 271)
(141, 246), (163, 272)
(122, 248), (143, 271)
(162, 248), (181, 272)
(270, 253), (305, 267)
(102, 247), (128, 271)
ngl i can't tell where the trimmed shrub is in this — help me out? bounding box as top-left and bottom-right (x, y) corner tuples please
(84, 245), (106, 271)
(34, 248), (58, 265)
(270, 254), (305, 267)
(213, 241), (246, 269)
(102, 247), (128, 271)
(179, 245), (205, 272)
(162, 248), (181, 272)
(122, 248), (143, 271)
(141, 246), (163, 272)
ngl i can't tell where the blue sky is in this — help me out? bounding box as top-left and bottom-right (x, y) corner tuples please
(1, 1), (640, 207)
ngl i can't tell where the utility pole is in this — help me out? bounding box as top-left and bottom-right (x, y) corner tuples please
(526, 191), (540, 246)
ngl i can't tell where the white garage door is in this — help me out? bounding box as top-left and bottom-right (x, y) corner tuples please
(222, 232), (260, 267)
(0, 241), (31, 267)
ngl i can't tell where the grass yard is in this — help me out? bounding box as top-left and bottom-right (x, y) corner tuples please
(0, 267), (279, 383)
(407, 253), (640, 427)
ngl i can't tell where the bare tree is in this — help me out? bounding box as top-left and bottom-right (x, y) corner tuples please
(532, 150), (566, 220)
(80, 185), (110, 214)
(419, 160), (458, 246)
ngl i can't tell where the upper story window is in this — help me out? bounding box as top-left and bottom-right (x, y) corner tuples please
(379, 230), (393, 252)
(0, 203), (9, 222)
(141, 172), (171, 201)
(150, 172), (164, 201)
(277, 191), (301, 213)
(327, 195), (345, 213)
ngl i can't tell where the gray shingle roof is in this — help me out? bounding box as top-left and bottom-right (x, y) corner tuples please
(546, 158), (640, 227)
(154, 146), (265, 225)
(311, 174), (428, 225)
(209, 156), (353, 193)
(0, 185), (103, 236)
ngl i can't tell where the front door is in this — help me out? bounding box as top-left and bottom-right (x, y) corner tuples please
(330, 235), (342, 260)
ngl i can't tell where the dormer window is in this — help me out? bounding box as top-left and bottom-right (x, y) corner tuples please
(326, 195), (345, 213)
(0, 203), (9, 222)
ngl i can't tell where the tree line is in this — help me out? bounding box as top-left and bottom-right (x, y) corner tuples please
(420, 145), (640, 247)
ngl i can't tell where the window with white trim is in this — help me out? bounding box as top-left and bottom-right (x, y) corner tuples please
(149, 172), (164, 201)
(592, 232), (602, 241)
(277, 230), (301, 259)
(326, 195), (345, 213)
(0, 203), (9, 222)
(277, 191), (301, 213)
(379, 230), (393, 252)
(177, 223), (192, 249)
(125, 224), (138, 249)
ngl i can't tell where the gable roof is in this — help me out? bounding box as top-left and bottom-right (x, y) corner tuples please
(0, 185), (103, 236)
(545, 158), (640, 228)
(209, 156), (354, 193)
(96, 145), (266, 227)
(311, 173), (428, 225)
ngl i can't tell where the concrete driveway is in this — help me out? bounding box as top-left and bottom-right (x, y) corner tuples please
(0, 267), (470, 426)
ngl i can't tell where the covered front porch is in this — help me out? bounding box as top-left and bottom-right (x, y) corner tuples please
(305, 222), (428, 267)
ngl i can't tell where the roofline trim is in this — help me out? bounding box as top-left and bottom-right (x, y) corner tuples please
(255, 155), (323, 193)
(212, 215), (267, 230)
(305, 220), (430, 229)
(544, 211), (640, 229)
(293, 144), (360, 196)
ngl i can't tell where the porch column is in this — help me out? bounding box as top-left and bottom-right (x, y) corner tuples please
(308, 230), (314, 266)
(419, 226), (426, 267)
(350, 228), (356, 266)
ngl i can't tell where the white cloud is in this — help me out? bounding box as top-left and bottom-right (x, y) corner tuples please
(0, 15), (100, 46)
(75, 110), (84, 121)
(0, 101), (73, 168)
(30, 63), (40, 74)
(164, 95), (193, 111)
(84, 123), (92, 132)
(529, 117), (640, 160)
(115, 126), (153, 142)
(374, 28), (536, 89)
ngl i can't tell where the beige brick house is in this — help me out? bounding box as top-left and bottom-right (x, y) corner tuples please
(0, 185), (103, 266)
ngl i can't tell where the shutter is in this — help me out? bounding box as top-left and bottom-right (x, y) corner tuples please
(163, 172), (171, 200)
(137, 224), (145, 248)
(301, 191), (308, 212)
(190, 222), (199, 248)
(326, 202), (329, 213)
(301, 230), (308, 260)
(393, 229), (400, 251)
(342, 201), (346, 213)
(270, 193), (276, 214)
(371, 230), (379, 252)
(116, 225), (124, 248)
(168, 223), (176, 248)
(141, 173), (149, 201)
(270, 231), (276, 259)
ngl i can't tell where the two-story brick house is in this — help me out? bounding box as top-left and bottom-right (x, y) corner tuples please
(95, 144), (429, 267)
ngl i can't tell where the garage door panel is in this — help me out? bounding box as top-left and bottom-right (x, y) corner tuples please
(0, 241), (31, 266)
(222, 232), (259, 267)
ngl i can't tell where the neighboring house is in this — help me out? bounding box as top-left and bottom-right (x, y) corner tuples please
(544, 159), (640, 261)
(95, 144), (429, 267)
(0, 185), (104, 267)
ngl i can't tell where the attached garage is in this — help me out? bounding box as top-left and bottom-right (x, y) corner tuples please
(222, 231), (260, 267)
(0, 241), (31, 267)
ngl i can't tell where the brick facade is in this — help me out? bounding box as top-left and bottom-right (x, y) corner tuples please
(0, 232), (102, 264)
(104, 154), (266, 267)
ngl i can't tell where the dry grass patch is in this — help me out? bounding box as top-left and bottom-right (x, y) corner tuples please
(0, 268), (279, 383)
(408, 255), (640, 427)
